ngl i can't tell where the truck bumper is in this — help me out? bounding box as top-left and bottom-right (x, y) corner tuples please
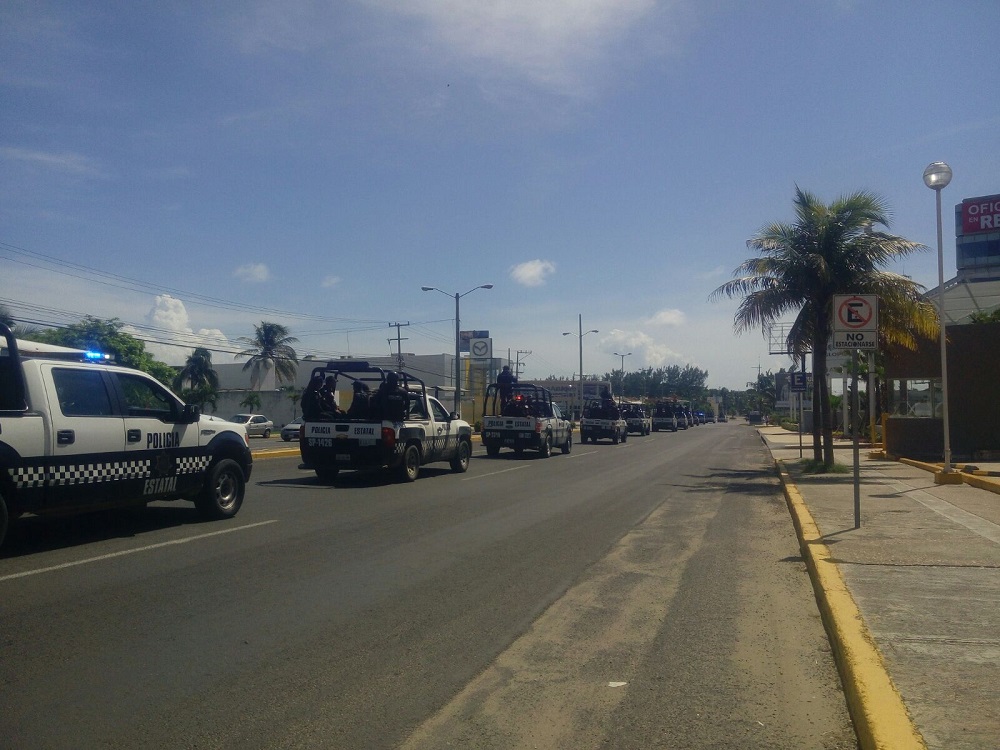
(481, 430), (542, 451)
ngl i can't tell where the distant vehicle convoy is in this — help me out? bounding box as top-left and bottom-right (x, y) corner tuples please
(0, 319), (730, 546)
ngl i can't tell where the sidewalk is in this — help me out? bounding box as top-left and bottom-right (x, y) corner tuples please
(758, 426), (1000, 750)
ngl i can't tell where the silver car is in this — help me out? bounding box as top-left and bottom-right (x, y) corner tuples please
(230, 413), (273, 438)
(281, 418), (303, 442)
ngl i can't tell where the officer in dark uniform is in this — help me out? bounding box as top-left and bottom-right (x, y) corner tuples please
(374, 371), (407, 421)
(301, 374), (326, 420)
(347, 380), (371, 419)
(497, 364), (516, 407)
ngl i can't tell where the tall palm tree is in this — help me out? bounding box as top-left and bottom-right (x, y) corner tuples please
(173, 347), (219, 392)
(711, 187), (937, 468)
(236, 322), (299, 390)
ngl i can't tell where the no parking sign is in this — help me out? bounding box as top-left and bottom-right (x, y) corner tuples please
(833, 295), (878, 349)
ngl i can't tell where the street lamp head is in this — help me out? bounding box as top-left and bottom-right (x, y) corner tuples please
(562, 332), (572, 336)
(923, 161), (952, 191)
(420, 287), (434, 292)
(481, 284), (494, 290)
(587, 329), (599, 334)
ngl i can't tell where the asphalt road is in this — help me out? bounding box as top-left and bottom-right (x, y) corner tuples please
(0, 423), (857, 749)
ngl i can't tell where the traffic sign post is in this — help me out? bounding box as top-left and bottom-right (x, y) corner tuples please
(833, 294), (878, 528)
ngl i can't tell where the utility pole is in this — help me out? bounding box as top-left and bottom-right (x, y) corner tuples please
(388, 322), (409, 370)
(515, 350), (531, 379)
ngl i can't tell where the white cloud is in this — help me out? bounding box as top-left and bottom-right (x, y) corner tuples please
(234, 263), (270, 282)
(137, 294), (235, 364)
(597, 328), (686, 369)
(644, 308), (686, 326)
(0, 147), (105, 177)
(510, 259), (556, 286)
(380, 0), (662, 97)
(321, 275), (341, 288)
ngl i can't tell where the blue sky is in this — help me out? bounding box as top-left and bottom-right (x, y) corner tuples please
(2, 1), (998, 389)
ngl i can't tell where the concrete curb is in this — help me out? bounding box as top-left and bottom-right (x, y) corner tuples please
(897, 457), (1000, 494)
(774, 459), (927, 750)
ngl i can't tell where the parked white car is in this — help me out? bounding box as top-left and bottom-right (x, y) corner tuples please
(230, 413), (274, 438)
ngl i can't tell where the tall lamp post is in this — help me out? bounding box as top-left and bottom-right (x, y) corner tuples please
(923, 161), (953, 473)
(613, 351), (632, 399)
(562, 314), (598, 420)
(421, 284), (493, 415)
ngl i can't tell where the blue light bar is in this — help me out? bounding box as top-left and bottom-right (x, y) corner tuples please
(84, 351), (111, 361)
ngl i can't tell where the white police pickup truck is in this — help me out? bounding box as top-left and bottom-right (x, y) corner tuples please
(0, 323), (252, 547)
(579, 399), (629, 445)
(480, 382), (572, 458)
(298, 363), (472, 483)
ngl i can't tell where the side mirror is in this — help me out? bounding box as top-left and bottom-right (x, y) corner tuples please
(450, 411), (460, 421)
(181, 403), (201, 424)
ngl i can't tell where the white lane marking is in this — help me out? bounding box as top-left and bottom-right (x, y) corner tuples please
(462, 465), (531, 480)
(0, 520), (278, 582)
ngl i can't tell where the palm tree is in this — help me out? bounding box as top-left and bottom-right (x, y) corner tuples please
(236, 322), (299, 390)
(711, 187), (937, 468)
(173, 347), (219, 392)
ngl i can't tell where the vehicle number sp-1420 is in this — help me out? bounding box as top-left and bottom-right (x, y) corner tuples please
(308, 437), (334, 448)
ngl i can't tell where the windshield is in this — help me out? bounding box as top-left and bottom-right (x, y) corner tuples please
(230, 415), (251, 423)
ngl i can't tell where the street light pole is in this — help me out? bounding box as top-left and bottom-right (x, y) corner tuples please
(923, 162), (953, 473)
(562, 314), (598, 420)
(613, 351), (632, 398)
(422, 284), (493, 416)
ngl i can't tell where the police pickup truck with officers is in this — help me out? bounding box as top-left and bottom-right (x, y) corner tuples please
(297, 363), (472, 482)
(621, 402), (652, 436)
(0, 323), (252, 547)
(579, 389), (629, 445)
(651, 401), (679, 432)
(481, 382), (573, 458)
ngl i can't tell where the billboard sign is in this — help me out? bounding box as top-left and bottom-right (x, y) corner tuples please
(469, 338), (492, 360)
(961, 194), (1000, 236)
(459, 330), (489, 353)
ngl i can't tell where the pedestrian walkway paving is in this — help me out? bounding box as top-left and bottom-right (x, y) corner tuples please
(758, 426), (1000, 750)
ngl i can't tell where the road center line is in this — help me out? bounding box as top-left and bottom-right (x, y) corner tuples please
(462, 465), (531, 480)
(0, 520), (278, 582)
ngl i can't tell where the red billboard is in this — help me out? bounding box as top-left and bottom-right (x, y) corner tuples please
(961, 194), (1000, 236)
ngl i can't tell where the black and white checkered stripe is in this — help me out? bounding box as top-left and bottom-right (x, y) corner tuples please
(7, 454), (211, 489)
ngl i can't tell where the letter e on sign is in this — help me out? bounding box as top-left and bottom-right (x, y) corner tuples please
(834, 295), (877, 332)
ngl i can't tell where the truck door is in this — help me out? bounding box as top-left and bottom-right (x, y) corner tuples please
(112, 371), (206, 500)
(43, 364), (129, 510)
(428, 398), (456, 458)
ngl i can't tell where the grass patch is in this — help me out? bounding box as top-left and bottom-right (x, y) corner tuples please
(797, 458), (851, 474)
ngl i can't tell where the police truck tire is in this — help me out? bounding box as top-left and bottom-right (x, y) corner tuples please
(538, 435), (552, 458)
(196, 459), (244, 520)
(399, 444), (420, 482)
(450, 439), (471, 473)
(561, 433), (572, 454)
(486, 445), (500, 457)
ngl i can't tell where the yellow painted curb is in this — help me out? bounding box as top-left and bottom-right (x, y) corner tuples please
(962, 472), (1000, 495)
(896, 457), (1000, 493)
(252, 448), (301, 460)
(775, 459), (927, 750)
